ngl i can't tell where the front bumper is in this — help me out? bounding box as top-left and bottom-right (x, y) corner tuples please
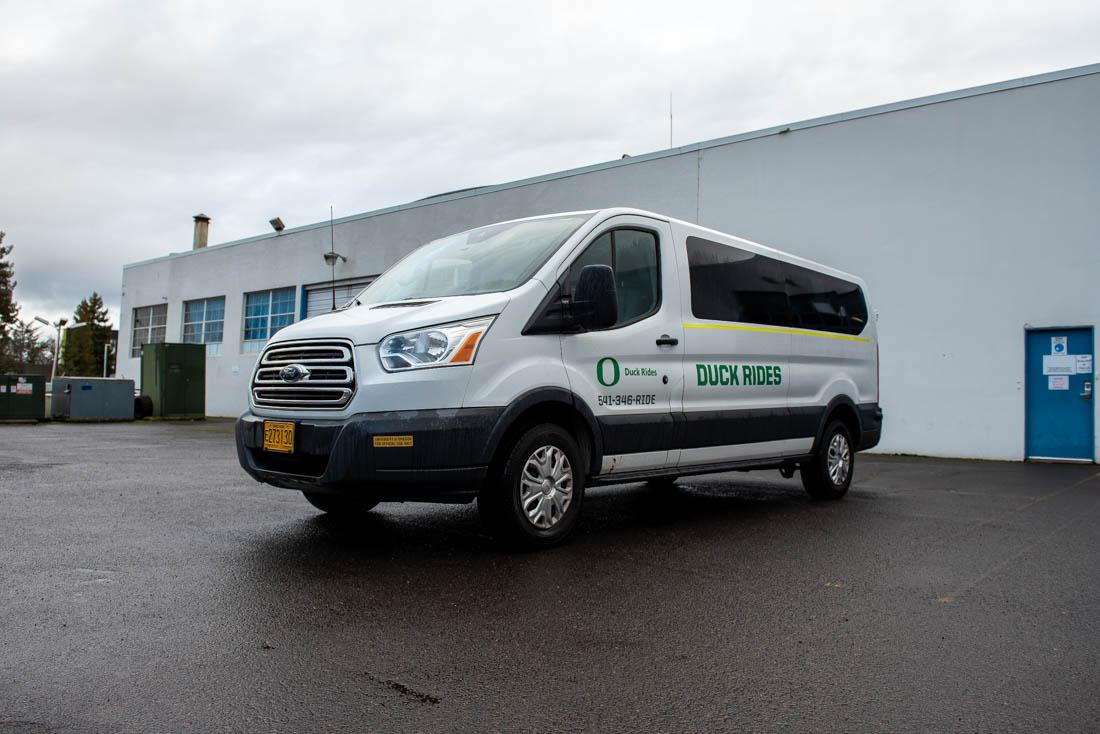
(235, 407), (503, 503)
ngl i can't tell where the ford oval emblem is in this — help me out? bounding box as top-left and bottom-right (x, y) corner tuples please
(279, 364), (311, 383)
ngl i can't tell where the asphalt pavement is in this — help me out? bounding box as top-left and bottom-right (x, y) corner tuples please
(1, 421), (1098, 733)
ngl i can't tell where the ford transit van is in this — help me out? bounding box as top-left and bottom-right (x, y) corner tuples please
(236, 208), (882, 546)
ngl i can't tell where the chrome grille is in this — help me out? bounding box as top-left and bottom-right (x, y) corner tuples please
(252, 339), (355, 409)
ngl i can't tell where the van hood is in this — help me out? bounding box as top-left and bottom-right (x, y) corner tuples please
(268, 291), (512, 346)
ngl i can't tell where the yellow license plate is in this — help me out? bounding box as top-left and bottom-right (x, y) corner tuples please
(263, 421), (295, 454)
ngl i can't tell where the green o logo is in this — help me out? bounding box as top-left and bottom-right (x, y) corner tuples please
(596, 357), (620, 387)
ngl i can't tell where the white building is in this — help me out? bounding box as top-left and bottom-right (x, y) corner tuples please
(119, 64), (1100, 462)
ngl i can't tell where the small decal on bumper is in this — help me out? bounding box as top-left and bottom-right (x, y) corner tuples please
(373, 435), (414, 448)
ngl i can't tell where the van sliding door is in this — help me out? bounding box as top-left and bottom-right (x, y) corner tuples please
(676, 232), (794, 467)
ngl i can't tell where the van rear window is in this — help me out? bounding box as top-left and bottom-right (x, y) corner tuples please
(685, 236), (867, 335)
(783, 261), (868, 335)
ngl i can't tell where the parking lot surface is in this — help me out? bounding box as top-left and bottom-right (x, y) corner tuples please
(1, 421), (1098, 733)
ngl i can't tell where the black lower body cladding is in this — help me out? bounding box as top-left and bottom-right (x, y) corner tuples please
(598, 401), (884, 455)
(235, 408), (502, 502)
(236, 398), (884, 501)
(857, 403), (883, 450)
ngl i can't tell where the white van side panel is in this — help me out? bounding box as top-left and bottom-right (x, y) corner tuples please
(462, 336), (570, 409)
(462, 280), (571, 408)
(670, 220), (796, 468)
(678, 437), (813, 466)
(787, 326), (876, 413)
(600, 450), (670, 474)
(665, 219), (876, 473)
(787, 339), (863, 408)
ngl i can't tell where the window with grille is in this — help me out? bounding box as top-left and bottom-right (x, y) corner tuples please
(242, 288), (296, 353)
(131, 304), (167, 357)
(182, 297), (225, 356)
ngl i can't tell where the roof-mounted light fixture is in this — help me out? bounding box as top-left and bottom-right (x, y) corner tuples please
(322, 251), (346, 267)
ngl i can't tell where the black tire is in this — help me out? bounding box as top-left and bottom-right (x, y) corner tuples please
(134, 395), (153, 419)
(302, 491), (379, 515)
(646, 475), (679, 490)
(801, 420), (855, 500)
(478, 423), (586, 548)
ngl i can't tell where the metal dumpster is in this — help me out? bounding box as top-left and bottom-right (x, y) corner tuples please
(50, 377), (136, 421)
(0, 374), (46, 421)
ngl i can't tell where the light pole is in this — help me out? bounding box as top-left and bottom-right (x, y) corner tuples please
(34, 316), (68, 382)
(34, 316), (64, 385)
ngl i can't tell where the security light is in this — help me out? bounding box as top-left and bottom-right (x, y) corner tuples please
(323, 251), (347, 266)
(38, 317), (71, 381)
(270, 217), (285, 233)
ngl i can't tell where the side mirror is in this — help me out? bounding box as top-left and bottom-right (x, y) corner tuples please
(573, 264), (618, 330)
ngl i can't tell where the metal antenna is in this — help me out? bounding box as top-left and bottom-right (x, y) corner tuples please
(669, 92), (673, 148)
(330, 205), (336, 311)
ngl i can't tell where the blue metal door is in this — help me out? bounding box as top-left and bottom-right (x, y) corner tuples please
(1025, 327), (1095, 461)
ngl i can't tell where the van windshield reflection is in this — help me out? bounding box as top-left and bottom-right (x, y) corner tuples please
(351, 213), (593, 306)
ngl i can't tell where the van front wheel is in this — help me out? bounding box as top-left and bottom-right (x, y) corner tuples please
(479, 423), (585, 548)
(801, 420), (854, 500)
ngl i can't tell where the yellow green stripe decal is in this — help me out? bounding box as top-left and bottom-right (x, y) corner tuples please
(683, 322), (871, 343)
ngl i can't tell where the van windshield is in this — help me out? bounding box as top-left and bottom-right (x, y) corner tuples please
(354, 213), (593, 305)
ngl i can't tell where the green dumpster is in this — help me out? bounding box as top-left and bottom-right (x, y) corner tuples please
(140, 343), (206, 418)
(0, 374), (47, 421)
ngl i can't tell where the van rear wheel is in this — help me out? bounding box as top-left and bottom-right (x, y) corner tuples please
(302, 491), (379, 515)
(479, 423), (585, 548)
(801, 420), (854, 500)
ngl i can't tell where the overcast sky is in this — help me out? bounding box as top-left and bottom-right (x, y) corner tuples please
(2, 0), (1098, 328)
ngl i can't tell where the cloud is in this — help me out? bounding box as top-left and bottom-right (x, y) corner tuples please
(1, 0), (1098, 326)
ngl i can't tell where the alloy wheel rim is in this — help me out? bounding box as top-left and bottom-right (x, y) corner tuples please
(826, 433), (851, 486)
(520, 445), (573, 529)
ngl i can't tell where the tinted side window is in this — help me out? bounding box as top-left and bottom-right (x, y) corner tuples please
(566, 229), (659, 328)
(784, 263), (868, 335)
(565, 233), (611, 297)
(686, 236), (789, 327)
(613, 230), (659, 323)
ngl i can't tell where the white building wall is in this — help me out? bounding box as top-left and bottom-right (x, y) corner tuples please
(119, 66), (1100, 461)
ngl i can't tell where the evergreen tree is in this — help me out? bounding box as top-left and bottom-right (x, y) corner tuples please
(8, 319), (53, 369)
(73, 292), (114, 376)
(0, 232), (19, 369)
(60, 323), (97, 376)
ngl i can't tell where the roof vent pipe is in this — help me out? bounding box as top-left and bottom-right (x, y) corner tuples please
(193, 213), (211, 249)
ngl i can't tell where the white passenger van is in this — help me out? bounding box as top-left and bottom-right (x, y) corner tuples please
(236, 208), (882, 546)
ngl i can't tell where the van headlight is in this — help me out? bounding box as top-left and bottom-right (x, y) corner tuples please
(378, 316), (495, 372)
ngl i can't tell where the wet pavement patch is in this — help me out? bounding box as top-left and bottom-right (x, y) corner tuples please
(1, 421), (1098, 731)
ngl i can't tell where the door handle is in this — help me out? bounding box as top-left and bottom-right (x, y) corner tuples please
(655, 335), (679, 347)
